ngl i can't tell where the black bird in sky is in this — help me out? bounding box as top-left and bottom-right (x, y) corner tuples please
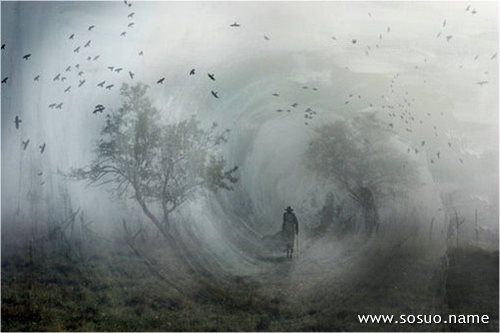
(138, 50), (143, 56)
(55, 102), (63, 109)
(120, 31), (127, 37)
(230, 22), (240, 27)
(69, 33), (75, 39)
(22, 54), (31, 60)
(39, 143), (46, 154)
(264, 35), (270, 40)
(105, 84), (114, 90)
(37, 172), (43, 176)
(93, 104), (105, 114)
(64, 86), (71, 93)
(108, 66), (114, 71)
(84, 40), (91, 47)
(2, 77), (8, 84)
(88, 25), (95, 31)
(437, 152), (440, 159)
(74, 46), (80, 53)
(477, 81), (488, 86)
(14, 116), (22, 129)
(128, 12), (135, 18)
(208, 73), (215, 81)
(49, 103), (56, 108)
(272, 93), (279, 96)
(157, 77), (165, 84)
(291, 103), (298, 108)
(65, 65), (71, 72)
(97, 81), (105, 87)
(78, 71), (84, 76)
(491, 53), (497, 60)
(211, 91), (219, 98)
(446, 35), (453, 42)
(1, 43), (5, 50)
(61, 76), (67, 81)
(189, 69), (195, 75)
(128, 22), (135, 28)
(86, 56), (92, 61)
(352, 39), (357, 44)
(421, 140), (425, 146)
(75, 63), (80, 69)
(129, 71), (134, 79)
(93, 55), (100, 61)
(115, 67), (123, 73)
(22, 139), (30, 150)
(78, 79), (86, 87)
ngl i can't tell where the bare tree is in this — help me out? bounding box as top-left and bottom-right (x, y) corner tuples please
(70, 83), (238, 273)
(306, 113), (419, 234)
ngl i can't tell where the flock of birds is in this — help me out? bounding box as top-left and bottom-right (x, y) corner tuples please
(1, 1), (497, 186)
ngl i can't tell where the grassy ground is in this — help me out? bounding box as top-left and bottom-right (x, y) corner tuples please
(1, 240), (498, 331)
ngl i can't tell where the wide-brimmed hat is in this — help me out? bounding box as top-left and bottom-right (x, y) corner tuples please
(285, 206), (293, 212)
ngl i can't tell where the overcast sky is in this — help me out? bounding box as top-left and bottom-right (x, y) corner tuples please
(1, 2), (498, 258)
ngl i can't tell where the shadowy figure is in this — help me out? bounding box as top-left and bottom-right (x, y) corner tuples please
(282, 206), (299, 259)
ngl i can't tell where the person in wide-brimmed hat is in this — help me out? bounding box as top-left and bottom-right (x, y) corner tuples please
(282, 206), (299, 258)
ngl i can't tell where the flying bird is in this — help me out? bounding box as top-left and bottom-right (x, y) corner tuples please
(491, 53), (497, 60)
(93, 55), (100, 61)
(1, 43), (5, 50)
(69, 33), (75, 39)
(211, 91), (219, 98)
(1, 77), (7, 84)
(272, 93), (279, 96)
(64, 86), (71, 92)
(97, 81), (106, 87)
(14, 116), (22, 129)
(189, 69), (195, 75)
(207, 73), (216, 81)
(443, 19), (446, 27)
(120, 31), (127, 37)
(352, 39), (357, 44)
(105, 84), (114, 90)
(331, 36), (337, 40)
(22, 139), (30, 150)
(466, 5), (470, 11)
(74, 46), (80, 53)
(61, 76), (67, 81)
(78, 71), (84, 76)
(115, 68), (123, 73)
(471, 9), (476, 14)
(22, 54), (31, 60)
(84, 40), (91, 47)
(75, 64), (80, 69)
(157, 77), (165, 84)
(39, 143), (46, 154)
(291, 103), (298, 108)
(34, 75), (40, 81)
(37, 172), (43, 176)
(78, 79), (86, 87)
(55, 102), (63, 109)
(128, 22), (135, 27)
(108, 66), (114, 71)
(65, 66), (71, 72)
(421, 140), (425, 146)
(128, 12), (135, 18)
(230, 22), (240, 27)
(264, 35), (270, 40)
(93, 104), (105, 114)
(138, 50), (143, 56)
(48, 103), (56, 108)
(476, 81), (488, 86)
(129, 71), (134, 79)
(446, 35), (453, 42)
(88, 25), (95, 31)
